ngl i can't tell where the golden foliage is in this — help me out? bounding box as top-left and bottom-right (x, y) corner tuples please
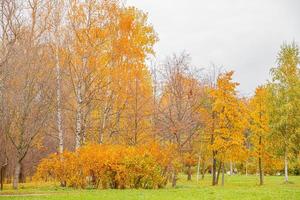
(34, 143), (178, 189)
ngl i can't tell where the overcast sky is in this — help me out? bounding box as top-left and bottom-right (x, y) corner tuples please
(126, 0), (300, 95)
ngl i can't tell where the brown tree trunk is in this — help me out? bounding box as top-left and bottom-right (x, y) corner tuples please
(258, 157), (263, 185)
(221, 163), (225, 186)
(201, 166), (206, 180)
(19, 164), (25, 183)
(211, 111), (217, 186)
(212, 152), (217, 185)
(0, 169), (3, 191)
(13, 161), (21, 189)
(216, 162), (222, 185)
(0, 163), (7, 191)
(172, 170), (177, 187)
(245, 160), (248, 176)
(196, 155), (201, 182)
(258, 136), (263, 185)
(187, 165), (192, 181)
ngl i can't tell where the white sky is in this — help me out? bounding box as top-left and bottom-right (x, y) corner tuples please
(125, 0), (300, 95)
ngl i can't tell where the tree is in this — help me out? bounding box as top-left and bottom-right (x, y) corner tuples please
(0, 0), (22, 189)
(48, 0), (66, 154)
(157, 53), (203, 186)
(268, 42), (300, 183)
(249, 86), (269, 185)
(211, 71), (248, 185)
(199, 66), (222, 186)
(106, 6), (157, 145)
(0, 0), (55, 189)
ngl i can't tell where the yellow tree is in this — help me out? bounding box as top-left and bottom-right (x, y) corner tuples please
(249, 86), (269, 185)
(103, 6), (157, 145)
(66, 0), (119, 149)
(211, 71), (248, 185)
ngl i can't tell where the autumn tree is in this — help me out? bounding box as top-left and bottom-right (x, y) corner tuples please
(211, 71), (248, 185)
(1, 0), (55, 189)
(199, 66), (222, 185)
(64, 0), (119, 148)
(157, 53), (204, 186)
(0, 0), (22, 188)
(106, 6), (157, 145)
(47, 0), (67, 154)
(268, 42), (300, 183)
(249, 86), (270, 185)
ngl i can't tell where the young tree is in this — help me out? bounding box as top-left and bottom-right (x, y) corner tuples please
(268, 42), (300, 183)
(249, 86), (269, 185)
(211, 71), (248, 185)
(199, 66), (222, 186)
(107, 6), (157, 145)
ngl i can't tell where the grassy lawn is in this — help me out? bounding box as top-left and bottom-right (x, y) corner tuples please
(0, 175), (300, 200)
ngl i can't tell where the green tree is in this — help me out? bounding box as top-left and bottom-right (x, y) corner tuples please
(268, 42), (300, 183)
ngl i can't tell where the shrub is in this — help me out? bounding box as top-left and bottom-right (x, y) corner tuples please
(34, 143), (177, 189)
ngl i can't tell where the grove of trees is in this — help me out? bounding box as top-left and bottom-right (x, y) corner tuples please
(0, 0), (299, 190)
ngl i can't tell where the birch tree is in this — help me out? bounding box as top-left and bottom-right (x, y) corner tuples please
(268, 42), (300, 183)
(48, 0), (66, 154)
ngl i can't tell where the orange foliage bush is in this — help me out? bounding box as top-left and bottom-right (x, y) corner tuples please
(34, 143), (177, 189)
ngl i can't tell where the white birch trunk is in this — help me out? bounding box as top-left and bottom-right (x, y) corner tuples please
(99, 112), (106, 144)
(55, 45), (64, 154)
(284, 151), (288, 183)
(75, 84), (82, 150)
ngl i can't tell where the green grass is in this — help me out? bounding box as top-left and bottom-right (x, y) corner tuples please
(0, 175), (300, 200)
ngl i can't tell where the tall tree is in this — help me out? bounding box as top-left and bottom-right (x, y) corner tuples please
(48, 0), (66, 154)
(200, 66), (222, 186)
(249, 86), (270, 185)
(268, 42), (300, 183)
(157, 53), (203, 186)
(211, 71), (248, 185)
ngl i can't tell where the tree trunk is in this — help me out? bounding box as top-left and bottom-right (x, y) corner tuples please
(230, 161), (233, 176)
(196, 154), (201, 182)
(258, 156), (263, 185)
(258, 136), (263, 185)
(187, 165), (192, 181)
(172, 170), (177, 187)
(212, 153), (217, 185)
(98, 112), (106, 144)
(0, 163), (7, 191)
(284, 150), (288, 183)
(245, 161), (248, 176)
(221, 163), (225, 186)
(0, 169), (3, 191)
(55, 46), (64, 154)
(19, 164), (25, 183)
(211, 111), (217, 186)
(201, 165), (206, 180)
(13, 161), (21, 189)
(216, 162), (222, 185)
(75, 85), (82, 150)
